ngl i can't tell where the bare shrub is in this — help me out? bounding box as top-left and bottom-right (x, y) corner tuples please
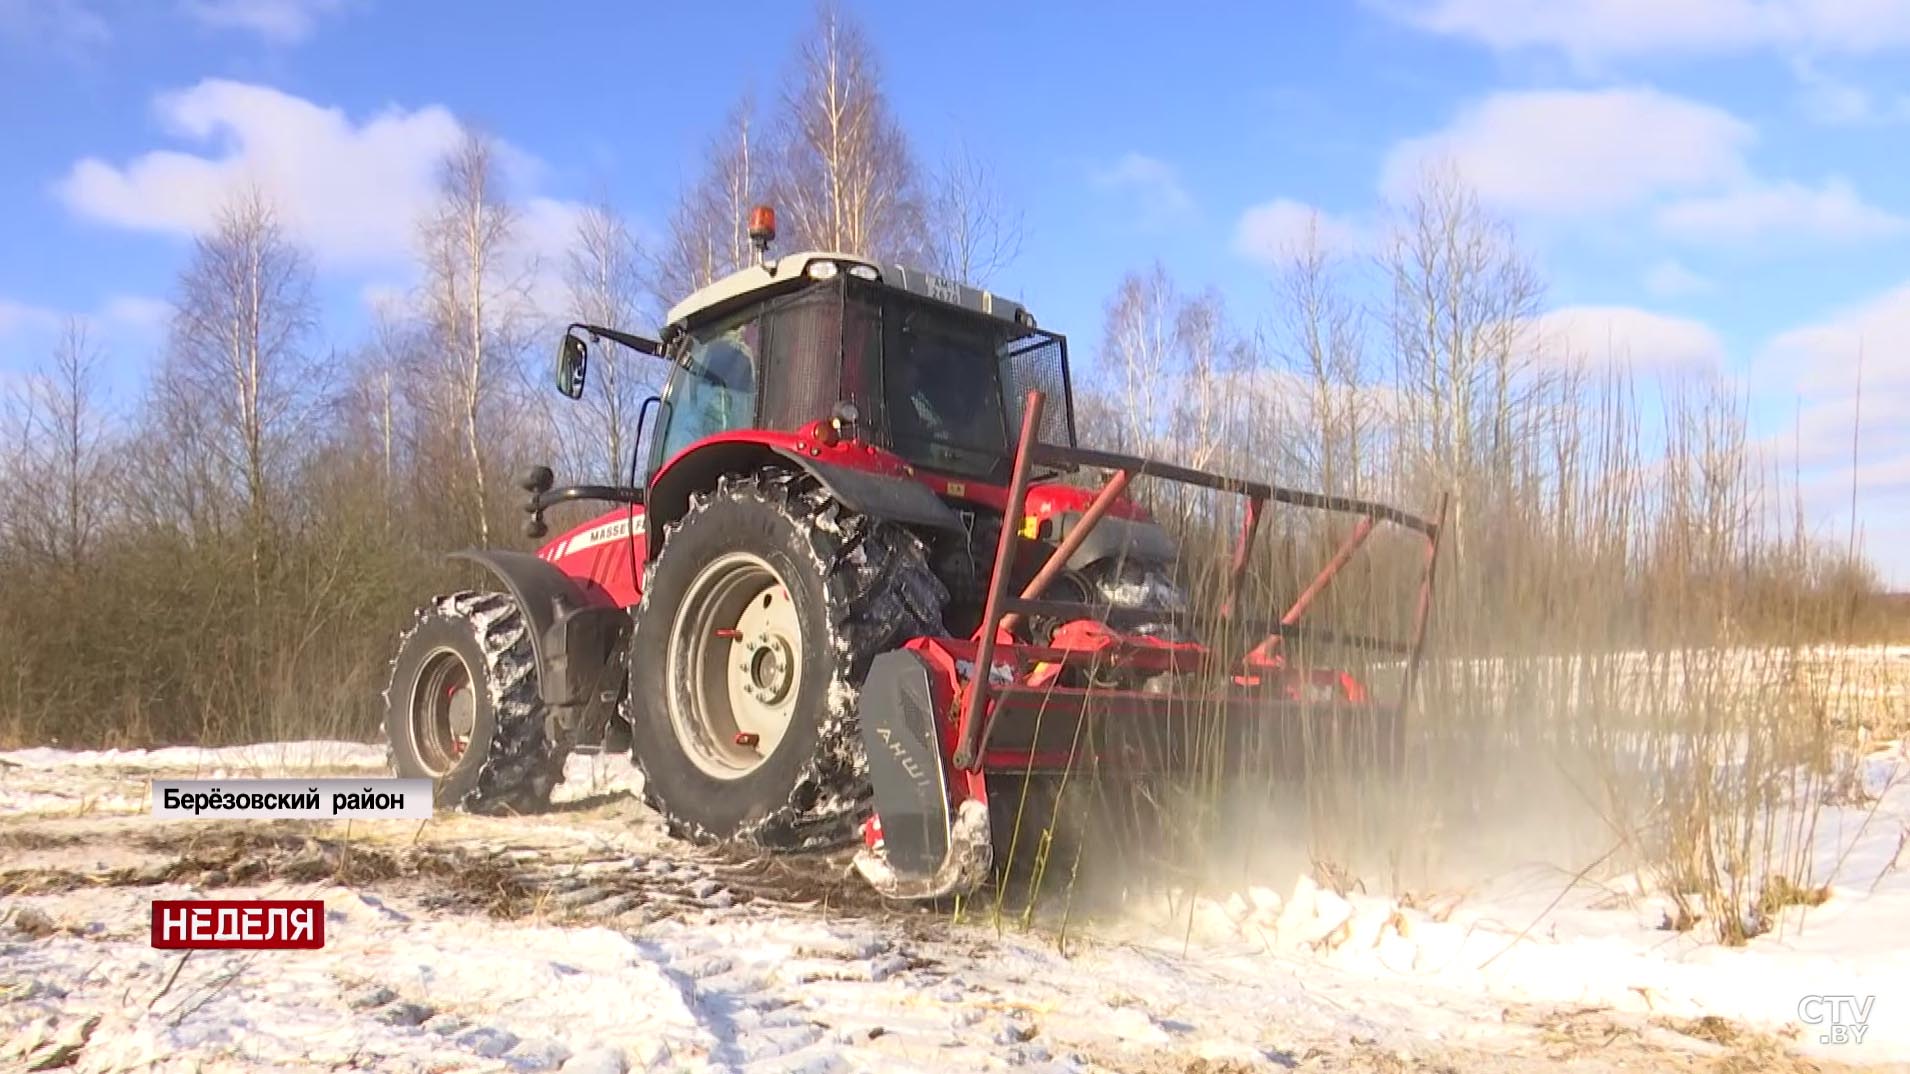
(1004, 166), (1896, 948)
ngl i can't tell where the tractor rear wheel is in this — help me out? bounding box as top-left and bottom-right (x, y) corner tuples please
(384, 591), (575, 814)
(628, 470), (947, 850)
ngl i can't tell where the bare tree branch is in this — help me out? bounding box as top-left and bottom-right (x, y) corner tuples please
(2, 317), (115, 567)
(773, 0), (925, 261)
(567, 201), (664, 483)
(164, 182), (319, 563)
(415, 130), (535, 547)
(656, 95), (765, 303)
(926, 140), (1024, 287)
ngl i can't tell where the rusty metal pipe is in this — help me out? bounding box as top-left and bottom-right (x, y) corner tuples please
(1280, 515), (1375, 626)
(1398, 492), (1450, 714)
(954, 390), (1047, 770)
(1000, 468), (1132, 635)
(1221, 495), (1266, 620)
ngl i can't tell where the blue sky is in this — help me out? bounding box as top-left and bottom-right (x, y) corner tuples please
(1, 0), (1906, 581)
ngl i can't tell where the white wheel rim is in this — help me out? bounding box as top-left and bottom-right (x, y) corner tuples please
(411, 646), (476, 777)
(666, 551), (802, 780)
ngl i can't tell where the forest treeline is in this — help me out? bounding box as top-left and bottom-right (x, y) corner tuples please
(0, 2), (1887, 747)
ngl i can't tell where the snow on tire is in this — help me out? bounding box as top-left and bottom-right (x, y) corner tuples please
(383, 590), (574, 815)
(626, 469), (947, 852)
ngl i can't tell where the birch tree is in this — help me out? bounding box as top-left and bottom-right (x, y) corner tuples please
(567, 201), (661, 482)
(1270, 215), (1372, 497)
(417, 130), (533, 547)
(656, 96), (766, 302)
(2, 317), (114, 566)
(1167, 288), (1242, 473)
(1384, 162), (1543, 492)
(167, 183), (318, 564)
(926, 141), (1023, 287)
(774, 0), (924, 260)
(1097, 263), (1180, 454)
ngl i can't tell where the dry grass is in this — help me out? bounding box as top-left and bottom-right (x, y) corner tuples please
(983, 169), (1907, 946)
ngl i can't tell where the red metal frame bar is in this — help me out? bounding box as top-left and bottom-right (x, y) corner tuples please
(954, 393), (1046, 769)
(952, 389), (1448, 772)
(1027, 443), (1438, 535)
(1280, 515), (1375, 626)
(1221, 494), (1265, 620)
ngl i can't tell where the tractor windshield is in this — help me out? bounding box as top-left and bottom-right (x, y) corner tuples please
(655, 313), (761, 465)
(848, 283), (1075, 482)
(884, 305), (1012, 476)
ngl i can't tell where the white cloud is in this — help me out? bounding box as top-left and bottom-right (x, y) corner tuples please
(1382, 87), (1905, 250)
(0, 294), (171, 382)
(98, 295), (172, 334)
(1, 295), (171, 337)
(0, 299), (60, 337)
(1380, 88), (1752, 214)
(1232, 199), (1365, 266)
(1382, 0), (1910, 63)
(1761, 281), (1910, 394)
(1090, 153), (1195, 228)
(1658, 178), (1910, 245)
(1643, 259), (1713, 298)
(56, 79), (468, 269)
(1753, 282), (1910, 580)
(1787, 58), (1910, 125)
(359, 282), (410, 318)
(1762, 384), (1910, 584)
(1780, 391), (1910, 466)
(180, 0), (345, 42)
(517, 196), (589, 318)
(1525, 305), (1727, 373)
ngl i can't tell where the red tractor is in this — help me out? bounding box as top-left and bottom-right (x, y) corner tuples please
(384, 207), (1446, 900)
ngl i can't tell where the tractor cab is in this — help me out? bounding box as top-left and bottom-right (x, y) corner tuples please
(557, 206), (1075, 492)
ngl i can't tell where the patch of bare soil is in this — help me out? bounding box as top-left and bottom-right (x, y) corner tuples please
(0, 811), (941, 936)
(0, 829), (88, 852)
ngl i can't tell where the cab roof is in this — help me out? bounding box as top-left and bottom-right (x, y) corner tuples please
(663, 251), (1035, 332)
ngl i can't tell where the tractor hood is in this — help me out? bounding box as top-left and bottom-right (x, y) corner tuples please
(1020, 483), (1178, 571)
(1021, 481), (1150, 525)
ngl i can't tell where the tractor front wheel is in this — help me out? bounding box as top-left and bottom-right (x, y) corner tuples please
(628, 471), (946, 851)
(384, 591), (575, 814)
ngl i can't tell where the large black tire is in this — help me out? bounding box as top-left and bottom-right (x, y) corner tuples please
(627, 470), (947, 851)
(384, 591), (575, 815)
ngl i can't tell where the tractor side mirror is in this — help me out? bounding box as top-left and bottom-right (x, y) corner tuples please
(555, 332), (589, 399)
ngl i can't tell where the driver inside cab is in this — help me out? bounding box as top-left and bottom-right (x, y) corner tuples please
(887, 345), (1011, 473)
(691, 328), (756, 429)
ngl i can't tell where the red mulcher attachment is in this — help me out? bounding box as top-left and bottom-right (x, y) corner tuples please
(853, 390), (1448, 900)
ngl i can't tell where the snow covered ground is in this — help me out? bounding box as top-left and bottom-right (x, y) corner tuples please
(3, 740), (1909, 1072)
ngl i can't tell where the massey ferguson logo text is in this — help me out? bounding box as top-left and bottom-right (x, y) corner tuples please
(1798, 995), (1875, 1045)
(151, 900), (325, 950)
